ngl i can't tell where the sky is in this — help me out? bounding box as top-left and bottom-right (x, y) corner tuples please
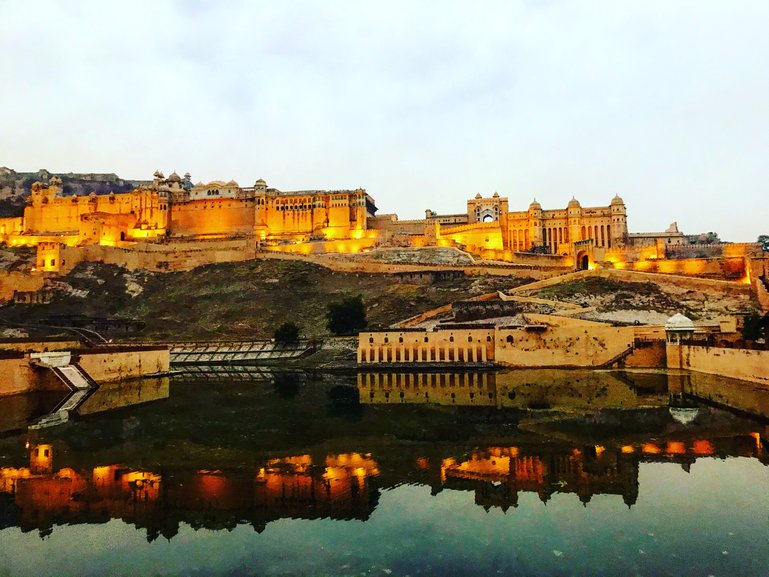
(1, 1), (767, 241)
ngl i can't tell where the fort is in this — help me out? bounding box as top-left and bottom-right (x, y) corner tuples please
(0, 168), (735, 278)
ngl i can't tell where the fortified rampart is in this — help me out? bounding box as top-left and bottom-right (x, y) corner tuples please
(0, 271), (44, 300)
(0, 170), (705, 278)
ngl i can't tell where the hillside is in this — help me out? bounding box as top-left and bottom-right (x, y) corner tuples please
(0, 259), (530, 340)
(0, 168), (146, 217)
(530, 276), (758, 324)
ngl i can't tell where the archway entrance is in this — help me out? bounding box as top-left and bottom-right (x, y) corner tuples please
(576, 251), (589, 271)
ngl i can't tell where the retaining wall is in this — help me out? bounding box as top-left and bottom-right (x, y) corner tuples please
(76, 347), (170, 383)
(667, 344), (769, 386)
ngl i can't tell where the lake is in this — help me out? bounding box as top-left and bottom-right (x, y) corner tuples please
(0, 368), (767, 576)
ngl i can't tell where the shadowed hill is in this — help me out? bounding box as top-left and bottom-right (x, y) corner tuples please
(0, 260), (529, 340)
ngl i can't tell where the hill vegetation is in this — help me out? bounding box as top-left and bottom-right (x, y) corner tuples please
(0, 259), (528, 340)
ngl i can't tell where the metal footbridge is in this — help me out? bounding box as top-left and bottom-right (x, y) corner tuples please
(159, 340), (321, 365)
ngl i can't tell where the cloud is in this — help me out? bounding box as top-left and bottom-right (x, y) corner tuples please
(1, 0), (767, 240)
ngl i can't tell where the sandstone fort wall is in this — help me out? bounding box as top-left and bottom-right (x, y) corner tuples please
(0, 272), (44, 301)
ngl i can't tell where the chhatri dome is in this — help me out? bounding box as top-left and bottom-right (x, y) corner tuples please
(529, 198), (541, 210)
(475, 193), (482, 199)
(168, 171), (181, 183)
(665, 313), (695, 332)
(611, 194), (625, 206)
(567, 197), (581, 209)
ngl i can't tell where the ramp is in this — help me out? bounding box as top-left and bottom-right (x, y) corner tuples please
(29, 358), (99, 430)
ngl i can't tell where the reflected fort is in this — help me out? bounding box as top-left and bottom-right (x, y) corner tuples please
(1, 370), (768, 542)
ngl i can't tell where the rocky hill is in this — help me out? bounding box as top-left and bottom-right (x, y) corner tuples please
(0, 259), (529, 340)
(0, 167), (148, 217)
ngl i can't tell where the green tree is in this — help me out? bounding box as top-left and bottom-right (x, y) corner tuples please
(326, 295), (367, 335)
(758, 235), (769, 250)
(274, 321), (300, 345)
(742, 314), (763, 342)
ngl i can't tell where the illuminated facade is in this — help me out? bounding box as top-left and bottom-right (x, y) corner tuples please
(0, 172), (377, 267)
(0, 169), (693, 274)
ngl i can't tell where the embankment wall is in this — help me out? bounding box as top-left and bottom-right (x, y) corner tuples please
(0, 355), (40, 396)
(76, 347), (170, 383)
(667, 344), (769, 387)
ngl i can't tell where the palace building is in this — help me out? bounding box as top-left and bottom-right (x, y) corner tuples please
(0, 171), (378, 249)
(0, 169), (689, 274)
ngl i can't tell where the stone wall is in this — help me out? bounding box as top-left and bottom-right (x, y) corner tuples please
(0, 355), (39, 396)
(0, 272), (44, 301)
(622, 341), (666, 368)
(611, 256), (746, 279)
(494, 315), (636, 368)
(452, 300), (520, 322)
(0, 340), (82, 353)
(76, 346), (170, 383)
(56, 238), (258, 273)
(667, 344), (769, 386)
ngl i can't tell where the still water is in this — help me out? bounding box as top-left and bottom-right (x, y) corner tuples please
(0, 368), (768, 576)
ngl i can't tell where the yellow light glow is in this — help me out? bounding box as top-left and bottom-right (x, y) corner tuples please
(666, 441), (686, 455)
(692, 440), (714, 455)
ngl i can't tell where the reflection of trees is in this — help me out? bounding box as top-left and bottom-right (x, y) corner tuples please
(273, 372), (303, 399)
(326, 385), (362, 420)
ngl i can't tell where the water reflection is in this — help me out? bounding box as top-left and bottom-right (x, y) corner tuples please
(356, 369), (669, 411)
(1, 428), (766, 539)
(1, 368), (769, 577)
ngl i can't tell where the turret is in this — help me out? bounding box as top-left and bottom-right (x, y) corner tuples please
(610, 194), (627, 244)
(528, 198), (543, 249)
(567, 197), (582, 242)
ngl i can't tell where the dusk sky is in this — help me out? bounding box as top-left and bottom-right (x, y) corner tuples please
(1, 1), (767, 241)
